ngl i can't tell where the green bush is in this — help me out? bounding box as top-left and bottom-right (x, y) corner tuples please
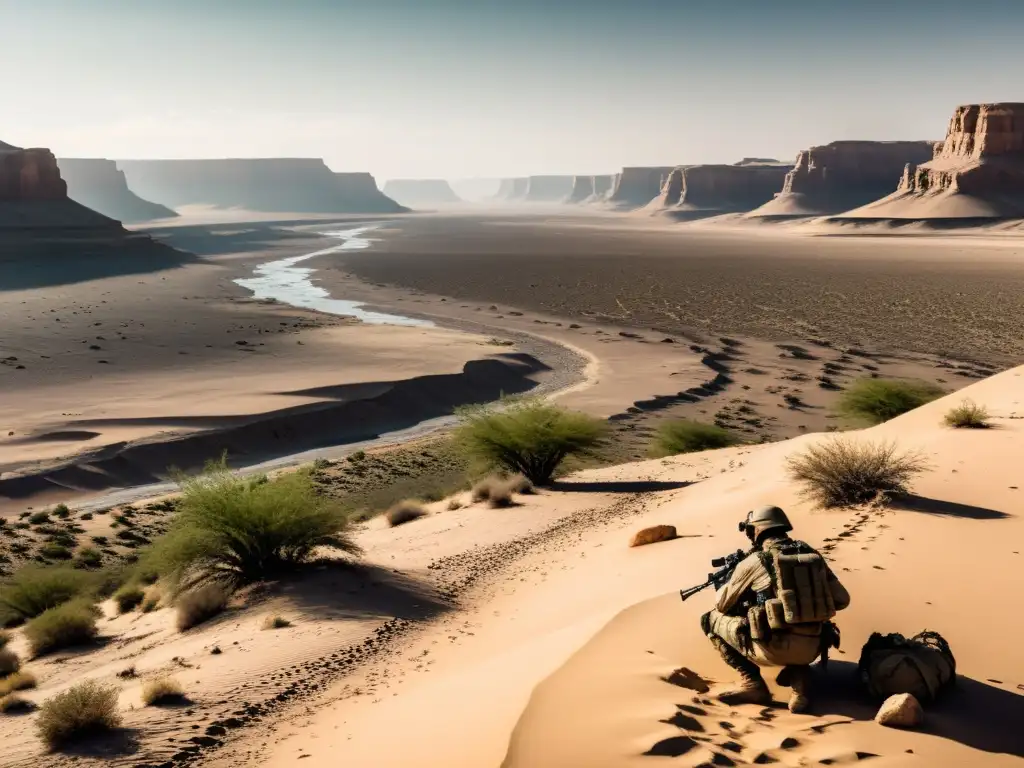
(0, 566), (92, 621)
(36, 680), (121, 749)
(385, 500), (427, 527)
(52, 504), (71, 519)
(175, 584), (229, 632)
(454, 398), (607, 485)
(113, 586), (145, 614)
(74, 547), (103, 569)
(0, 647), (20, 676)
(39, 543), (73, 561)
(147, 461), (361, 589)
(650, 419), (740, 456)
(24, 600), (99, 656)
(28, 512), (50, 526)
(837, 378), (944, 425)
(943, 399), (990, 428)
(787, 437), (927, 508)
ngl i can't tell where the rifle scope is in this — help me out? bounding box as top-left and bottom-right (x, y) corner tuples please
(711, 556), (727, 567)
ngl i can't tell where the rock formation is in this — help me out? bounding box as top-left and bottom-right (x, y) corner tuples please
(646, 162), (790, 218)
(117, 159), (406, 214)
(493, 178), (519, 201)
(0, 144), (67, 201)
(382, 179), (462, 207)
(735, 157), (782, 166)
(58, 158), (178, 223)
(585, 174), (616, 203)
(748, 141), (935, 218)
(841, 103), (1024, 219)
(566, 175), (595, 203)
(606, 167), (674, 209)
(523, 175), (575, 202)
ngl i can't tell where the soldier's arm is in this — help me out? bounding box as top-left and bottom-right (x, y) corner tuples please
(714, 554), (759, 614)
(826, 566), (851, 611)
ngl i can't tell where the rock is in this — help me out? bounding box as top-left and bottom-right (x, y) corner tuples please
(566, 175), (596, 203)
(522, 175), (575, 202)
(875, 693), (924, 728)
(57, 158), (178, 222)
(663, 666), (711, 693)
(382, 179), (462, 207)
(747, 141), (935, 217)
(493, 177), (529, 201)
(629, 524), (678, 547)
(843, 103), (1024, 219)
(607, 167), (676, 210)
(0, 143), (67, 201)
(647, 162), (791, 218)
(117, 159), (407, 213)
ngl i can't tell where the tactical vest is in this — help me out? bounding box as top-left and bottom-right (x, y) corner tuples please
(748, 538), (836, 641)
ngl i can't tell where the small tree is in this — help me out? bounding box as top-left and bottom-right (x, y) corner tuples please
(454, 398), (607, 485)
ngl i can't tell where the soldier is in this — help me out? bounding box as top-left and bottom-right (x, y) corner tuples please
(701, 505), (850, 712)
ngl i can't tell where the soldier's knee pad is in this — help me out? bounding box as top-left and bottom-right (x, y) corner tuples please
(700, 611), (713, 636)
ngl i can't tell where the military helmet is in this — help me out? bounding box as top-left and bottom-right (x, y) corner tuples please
(739, 505), (793, 541)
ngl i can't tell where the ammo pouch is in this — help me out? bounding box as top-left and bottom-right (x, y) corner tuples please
(747, 604), (771, 641)
(766, 542), (836, 626)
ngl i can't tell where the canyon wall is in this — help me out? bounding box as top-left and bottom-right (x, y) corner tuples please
(58, 158), (178, 223)
(118, 159), (406, 213)
(382, 179), (461, 207)
(493, 178), (519, 200)
(843, 103), (1024, 219)
(566, 175), (595, 203)
(510, 177), (528, 200)
(606, 167), (674, 209)
(523, 175), (575, 202)
(0, 143), (67, 201)
(646, 162), (789, 217)
(748, 141), (934, 217)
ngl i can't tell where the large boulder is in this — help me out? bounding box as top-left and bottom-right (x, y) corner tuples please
(748, 141), (935, 218)
(841, 103), (1024, 219)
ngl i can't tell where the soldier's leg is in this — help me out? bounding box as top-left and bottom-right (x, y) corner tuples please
(701, 610), (771, 706)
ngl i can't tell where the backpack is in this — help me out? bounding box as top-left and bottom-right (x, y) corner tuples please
(857, 630), (956, 704)
(747, 539), (836, 641)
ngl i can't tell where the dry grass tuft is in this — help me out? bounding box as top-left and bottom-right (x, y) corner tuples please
(24, 600), (99, 657)
(470, 477), (497, 503)
(445, 498), (463, 511)
(787, 437), (927, 508)
(0, 647), (19, 677)
(504, 474), (535, 495)
(175, 584), (230, 632)
(0, 693), (35, 714)
(943, 399), (990, 429)
(0, 629), (9, 649)
(36, 680), (121, 749)
(113, 586), (145, 614)
(486, 484), (515, 509)
(1, 670), (38, 696)
(262, 615), (292, 630)
(385, 500), (427, 527)
(140, 592), (160, 613)
(141, 676), (187, 706)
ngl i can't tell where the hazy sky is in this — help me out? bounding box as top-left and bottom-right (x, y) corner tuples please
(5, 0), (1023, 179)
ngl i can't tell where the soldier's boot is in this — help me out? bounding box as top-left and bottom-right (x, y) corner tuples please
(786, 665), (811, 713)
(708, 636), (772, 706)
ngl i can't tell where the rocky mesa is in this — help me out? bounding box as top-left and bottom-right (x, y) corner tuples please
(646, 162), (790, 218)
(747, 141), (935, 218)
(58, 158), (178, 223)
(606, 166), (675, 209)
(117, 159), (406, 214)
(523, 175), (575, 202)
(840, 103), (1024, 219)
(382, 178), (462, 207)
(566, 175), (596, 203)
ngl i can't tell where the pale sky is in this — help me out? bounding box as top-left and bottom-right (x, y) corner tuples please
(5, 0), (1023, 179)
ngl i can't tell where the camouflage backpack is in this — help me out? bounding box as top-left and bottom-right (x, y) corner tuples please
(857, 630), (956, 704)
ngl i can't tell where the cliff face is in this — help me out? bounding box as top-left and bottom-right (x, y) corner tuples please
(523, 175), (574, 202)
(118, 159), (406, 214)
(382, 179), (461, 207)
(749, 141), (934, 217)
(0, 144), (67, 201)
(494, 178), (518, 200)
(647, 163), (789, 216)
(592, 175), (614, 199)
(58, 158), (178, 223)
(566, 175), (595, 203)
(607, 167), (674, 209)
(511, 178), (528, 200)
(844, 103), (1024, 218)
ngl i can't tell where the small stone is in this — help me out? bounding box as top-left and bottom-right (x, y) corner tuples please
(875, 693), (923, 728)
(629, 524), (678, 547)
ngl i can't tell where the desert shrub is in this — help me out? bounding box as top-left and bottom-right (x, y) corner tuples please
(454, 399), (607, 485)
(113, 586), (145, 614)
(504, 474), (535, 495)
(39, 543), (73, 561)
(36, 680), (121, 749)
(348, 450), (366, 462)
(24, 600), (99, 656)
(28, 512), (50, 526)
(262, 615), (291, 630)
(140, 593), (160, 613)
(74, 547), (103, 570)
(0, 670), (38, 695)
(471, 477), (497, 503)
(486, 484), (515, 509)
(175, 584), (229, 632)
(312, 457), (332, 470)
(0, 566), (92, 621)
(651, 419), (740, 457)
(0, 694), (35, 713)
(943, 399), (990, 428)
(0, 647), (20, 676)
(837, 378), (944, 425)
(385, 500), (427, 527)
(52, 504), (71, 519)
(141, 676), (186, 706)
(787, 438), (927, 508)
(445, 498), (463, 511)
(148, 461), (360, 589)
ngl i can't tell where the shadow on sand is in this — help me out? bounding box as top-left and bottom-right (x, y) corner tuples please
(891, 494), (1010, 520)
(812, 660), (1024, 759)
(55, 727), (143, 758)
(548, 480), (692, 494)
